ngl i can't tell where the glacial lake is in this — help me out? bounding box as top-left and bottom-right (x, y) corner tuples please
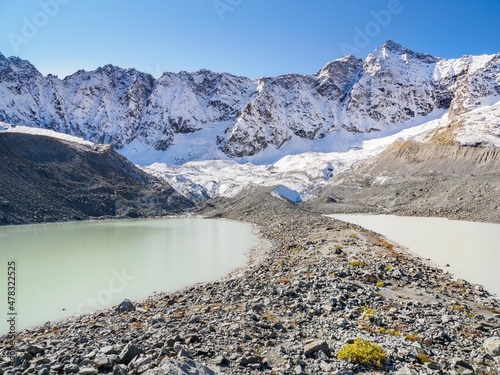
(329, 214), (500, 297)
(0, 218), (257, 335)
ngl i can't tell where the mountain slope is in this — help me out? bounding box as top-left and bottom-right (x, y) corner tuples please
(424, 100), (500, 147)
(315, 138), (500, 223)
(0, 42), (499, 164)
(0, 130), (193, 225)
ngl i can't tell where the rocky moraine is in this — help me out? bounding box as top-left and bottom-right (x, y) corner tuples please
(1, 189), (499, 375)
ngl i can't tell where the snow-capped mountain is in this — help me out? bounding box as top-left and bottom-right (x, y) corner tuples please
(0, 41), (499, 165)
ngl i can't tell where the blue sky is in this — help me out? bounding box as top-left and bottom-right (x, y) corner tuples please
(0, 0), (499, 79)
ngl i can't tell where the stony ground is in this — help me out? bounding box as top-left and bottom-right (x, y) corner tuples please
(1, 188), (499, 374)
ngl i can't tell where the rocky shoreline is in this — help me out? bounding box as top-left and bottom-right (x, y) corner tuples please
(1, 188), (500, 374)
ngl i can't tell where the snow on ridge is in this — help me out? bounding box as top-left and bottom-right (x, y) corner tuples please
(1, 42), (499, 162)
(0, 122), (96, 147)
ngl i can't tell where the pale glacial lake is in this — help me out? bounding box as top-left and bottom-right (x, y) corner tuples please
(0, 218), (256, 335)
(329, 214), (500, 297)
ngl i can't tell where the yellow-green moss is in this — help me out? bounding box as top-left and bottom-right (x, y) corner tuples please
(416, 352), (433, 364)
(337, 338), (386, 367)
(360, 306), (377, 316)
(349, 261), (366, 267)
(404, 333), (418, 342)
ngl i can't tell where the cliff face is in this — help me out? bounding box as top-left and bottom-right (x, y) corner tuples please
(0, 41), (499, 161)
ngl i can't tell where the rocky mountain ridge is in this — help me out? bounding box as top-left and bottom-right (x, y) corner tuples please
(0, 131), (192, 225)
(1, 41), (499, 163)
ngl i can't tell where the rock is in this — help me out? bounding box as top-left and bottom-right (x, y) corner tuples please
(154, 359), (217, 375)
(251, 303), (265, 311)
(166, 336), (182, 348)
(483, 336), (500, 356)
(307, 293), (317, 303)
(79, 360), (95, 368)
(452, 358), (475, 373)
(94, 354), (110, 369)
(455, 365), (475, 375)
(134, 356), (152, 373)
(213, 355), (228, 366)
(77, 337), (89, 344)
(319, 361), (331, 372)
(173, 342), (183, 353)
(391, 268), (403, 279)
(112, 364), (128, 375)
(238, 356), (263, 366)
(52, 364), (64, 372)
(293, 365), (304, 374)
(177, 348), (193, 360)
(64, 364), (79, 374)
(303, 340), (331, 357)
(25, 345), (44, 356)
(316, 350), (329, 361)
(78, 368), (96, 375)
(426, 362), (441, 371)
(100, 346), (118, 355)
(475, 321), (495, 331)
(185, 335), (200, 345)
(118, 344), (143, 365)
(115, 299), (135, 314)
(150, 315), (166, 325)
(394, 368), (416, 375)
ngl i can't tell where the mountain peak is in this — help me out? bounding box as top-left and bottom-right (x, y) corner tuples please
(0, 52), (5, 61)
(368, 41), (439, 65)
(317, 55), (363, 78)
(381, 40), (406, 52)
(372, 40), (416, 58)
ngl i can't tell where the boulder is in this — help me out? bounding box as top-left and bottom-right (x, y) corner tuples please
(303, 340), (331, 357)
(115, 299), (135, 314)
(483, 336), (500, 356)
(118, 343), (143, 365)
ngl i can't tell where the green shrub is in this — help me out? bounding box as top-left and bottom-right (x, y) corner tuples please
(337, 338), (386, 367)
